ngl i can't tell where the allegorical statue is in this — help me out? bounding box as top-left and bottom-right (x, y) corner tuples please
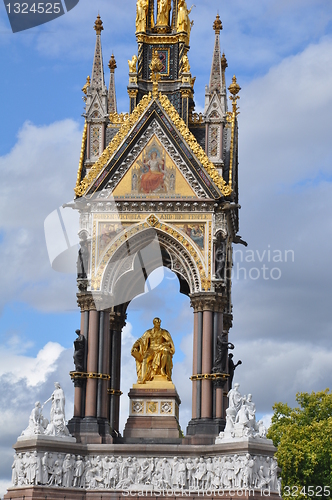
(128, 55), (138, 73)
(136, 0), (149, 32)
(177, 0), (195, 44)
(131, 318), (175, 384)
(73, 329), (85, 372)
(156, 0), (172, 26)
(212, 333), (234, 373)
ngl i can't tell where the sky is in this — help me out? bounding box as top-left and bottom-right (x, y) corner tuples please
(1, 0), (332, 495)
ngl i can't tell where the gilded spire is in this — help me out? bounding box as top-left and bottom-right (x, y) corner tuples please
(149, 49), (163, 98)
(94, 14), (104, 35)
(209, 14), (223, 93)
(228, 75), (241, 109)
(91, 15), (106, 90)
(108, 55), (117, 114)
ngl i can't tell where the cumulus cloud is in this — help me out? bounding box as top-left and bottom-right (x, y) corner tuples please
(0, 119), (82, 313)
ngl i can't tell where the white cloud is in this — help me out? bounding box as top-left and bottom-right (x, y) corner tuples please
(0, 341), (65, 386)
(0, 119), (82, 312)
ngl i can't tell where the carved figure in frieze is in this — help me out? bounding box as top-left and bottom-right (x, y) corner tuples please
(73, 455), (84, 487)
(62, 454), (74, 488)
(204, 457), (214, 489)
(107, 456), (119, 488)
(11, 453), (22, 486)
(73, 329), (85, 372)
(177, 458), (186, 489)
(48, 459), (62, 486)
(162, 457), (172, 488)
(194, 457), (206, 489)
(186, 458), (195, 488)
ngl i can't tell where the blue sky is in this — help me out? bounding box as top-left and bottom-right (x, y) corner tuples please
(1, 0), (332, 495)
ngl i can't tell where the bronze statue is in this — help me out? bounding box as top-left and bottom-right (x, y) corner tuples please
(136, 0), (149, 33)
(212, 333), (234, 373)
(73, 329), (85, 372)
(156, 0), (171, 26)
(131, 318), (175, 384)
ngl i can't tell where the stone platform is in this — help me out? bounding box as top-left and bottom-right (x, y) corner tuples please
(123, 381), (182, 442)
(5, 436), (280, 500)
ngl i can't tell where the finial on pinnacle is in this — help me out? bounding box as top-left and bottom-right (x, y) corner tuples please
(149, 49), (163, 98)
(228, 75), (241, 112)
(94, 14), (104, 35)
(221, 52), (228, 71)
(228, 75), (241, 97)
(108, 54), (117, 73)
(213, 14), (222, 34)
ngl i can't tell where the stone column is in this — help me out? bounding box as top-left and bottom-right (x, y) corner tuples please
(96, 311), (105, 419)
(85, 308), (99, 417)
(102, 312), (110, 420)
(187, 293), (226, 439)
(109, 311), (126, 436)
(201, 305), (213, 419)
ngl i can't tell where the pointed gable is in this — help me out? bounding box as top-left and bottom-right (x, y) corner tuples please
(74, 94), (230, 199)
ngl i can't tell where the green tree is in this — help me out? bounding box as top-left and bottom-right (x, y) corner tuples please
(267, 389), (332, 499)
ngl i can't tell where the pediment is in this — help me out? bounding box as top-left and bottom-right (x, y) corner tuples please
(205, 93), (225, 119)
(112, 133), (197, 199)
(75, 95), (229, 199)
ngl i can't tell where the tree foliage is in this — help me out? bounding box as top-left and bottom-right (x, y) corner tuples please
(267, 389), (332, 499)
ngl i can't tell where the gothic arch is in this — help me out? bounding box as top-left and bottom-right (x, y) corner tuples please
(99, 223), (203, 304)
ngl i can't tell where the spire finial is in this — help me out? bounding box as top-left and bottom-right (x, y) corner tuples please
(228, 75), (241, 112)
(149, 49), (163, 98)
(94, 14), (104, 35)
(213, 14), (222, 34)
(108, 54), (117, 73)
(221, 52), (228, 71)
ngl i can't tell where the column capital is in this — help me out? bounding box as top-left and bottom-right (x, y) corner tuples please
(77, 292), (96, 312)
(109, 311), (127, 331)
(190, 292), (226, 312)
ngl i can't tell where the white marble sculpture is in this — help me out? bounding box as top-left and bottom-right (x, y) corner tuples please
(216, 384), (268, 442)
(19, 383), (73, 441)
(10, 452), (279, 492)
(21, 402), (48, 437)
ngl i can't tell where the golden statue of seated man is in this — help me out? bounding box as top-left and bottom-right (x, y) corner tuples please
(131, 318), (175, 384)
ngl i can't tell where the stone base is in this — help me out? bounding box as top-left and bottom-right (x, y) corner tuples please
(5, 487), (281, 500)
(123, 386), (182, 441)
(6, 439), (279, 500)
(186, 417), (225, 443)
(67, 416), (113, 444)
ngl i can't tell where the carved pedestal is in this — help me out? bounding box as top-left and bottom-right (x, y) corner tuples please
(123, 379), (182, 443)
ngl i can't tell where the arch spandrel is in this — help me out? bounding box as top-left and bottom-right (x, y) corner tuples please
(90, 217), (211, 300)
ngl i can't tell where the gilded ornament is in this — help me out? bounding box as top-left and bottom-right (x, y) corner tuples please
(136, 0), (149, 33)
(75, 121), (87, 190)
(212, 14), (222, 34)
(108, 54), (117, 73)
(181, 54), (191, 73)
(82, 76), (90, 95)
(177, 0), (195, 45)
(94, 14), (103, 35)
(128, 55), (138, 73)
(156, 0), (171, 27)
(149, 49), (163, 98)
